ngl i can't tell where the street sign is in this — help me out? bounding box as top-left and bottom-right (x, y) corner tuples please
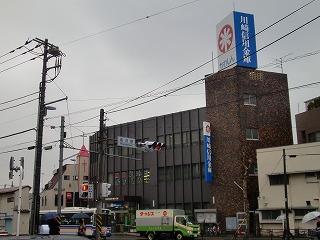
(88, 184), (94, 199)
(117, 136), (136, 148)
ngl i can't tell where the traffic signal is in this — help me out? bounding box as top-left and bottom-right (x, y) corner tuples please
(79, 184), (89, 198)
(135, 141), (165, 152)
(145, 141), (165, 151)
(102, 183), (111, 197)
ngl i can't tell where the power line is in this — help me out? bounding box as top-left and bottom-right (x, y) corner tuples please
(59, 0), (200, 46)
(0, 98), (38, 112)
(0, 91), (39, 105)
(0, 39), (33, 59)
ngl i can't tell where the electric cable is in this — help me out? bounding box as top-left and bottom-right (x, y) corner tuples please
(0, 39), (33, 59)
(59, 0), (200, 46)
(0, 98), (38, 112)
(0, 91), (38, 105)
(0, 54), (43, 75)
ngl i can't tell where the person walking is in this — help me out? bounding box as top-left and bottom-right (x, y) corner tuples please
(77, 219), (86, 237)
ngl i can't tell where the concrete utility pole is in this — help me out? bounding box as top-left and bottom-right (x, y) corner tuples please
(57, 116), (65, 233)
(30, 38), (62, 235)
(283, 149), (290, 240)
(96, 109), (105, 240)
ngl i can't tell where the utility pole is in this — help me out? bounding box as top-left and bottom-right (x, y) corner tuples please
(57, 116), (65, 233)
(283, 149), (290, 240)
(30, 38), (62, 235)
(96, 109), (105, 240)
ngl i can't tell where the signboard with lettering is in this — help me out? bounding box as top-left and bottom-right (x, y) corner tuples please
(203, 121), (212, 182)
(216, 11), (257, 71)
(117, 136), (136, 148)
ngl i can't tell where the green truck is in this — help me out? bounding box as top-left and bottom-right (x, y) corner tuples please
(136, 209), (200, 240)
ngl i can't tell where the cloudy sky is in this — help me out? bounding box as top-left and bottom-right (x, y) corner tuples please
(1, 0), (319, 190)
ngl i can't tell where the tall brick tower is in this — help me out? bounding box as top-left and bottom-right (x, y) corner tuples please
(205, 67), (293, 228)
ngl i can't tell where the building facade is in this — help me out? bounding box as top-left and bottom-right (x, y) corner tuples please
(0, 186), (31, 235)
(40, 145), (90, 210)
(257, 142), (320, 235)
(89, 67), (293, 231)
(296, 96), (320, 144)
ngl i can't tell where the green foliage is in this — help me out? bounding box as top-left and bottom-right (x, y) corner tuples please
(307, 97), (320, 110)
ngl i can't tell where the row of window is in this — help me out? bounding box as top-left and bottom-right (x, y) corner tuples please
(269, 172), (320, 186)
(107, 163), (206, 186)
(262, 208), (316, 219)
(63, 175), (88, 181)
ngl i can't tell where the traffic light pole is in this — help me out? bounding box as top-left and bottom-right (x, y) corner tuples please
(96, 109), (105, 240)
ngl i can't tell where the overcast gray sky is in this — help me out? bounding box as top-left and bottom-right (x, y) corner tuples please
(1, 0), (319, 190)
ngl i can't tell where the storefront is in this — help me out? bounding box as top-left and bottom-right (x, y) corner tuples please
(104, 196), (140, 232)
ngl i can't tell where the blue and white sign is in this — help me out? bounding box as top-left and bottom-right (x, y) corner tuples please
(216, 11), (258, 71)
(203, 121), (212, 182)
(117, 136), (136, 148)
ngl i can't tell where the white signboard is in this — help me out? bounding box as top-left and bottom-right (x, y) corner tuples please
(117, 136), (136, 148)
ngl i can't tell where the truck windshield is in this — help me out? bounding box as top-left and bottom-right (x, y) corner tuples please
(186, 216), (198, 225)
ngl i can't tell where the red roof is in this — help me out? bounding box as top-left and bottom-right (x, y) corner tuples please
(78, 145), (89, 157)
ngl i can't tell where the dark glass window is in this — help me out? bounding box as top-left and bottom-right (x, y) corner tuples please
(269, 175), (289, 185)
(261, 210), (281, 220)
(174, 133), (181, 148)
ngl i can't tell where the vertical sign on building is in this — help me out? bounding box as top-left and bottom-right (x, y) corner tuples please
(203, 121), (212, 182)
(216, 11), (258, 71)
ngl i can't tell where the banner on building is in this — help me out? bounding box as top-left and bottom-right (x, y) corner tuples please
(203, 121), (212, 182)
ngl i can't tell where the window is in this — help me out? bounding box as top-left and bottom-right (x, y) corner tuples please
(182, 132), (190, 147)
(122, 171), (127, 185)
(83, 176), (88, 180)
(249, 71), (263, 81)
(308, 131), (320, 143)
(166, 134), (173, 149)
(295, 209), (316, 216)
(108, 173), (114, 186)
(243, 94), (257, 105)
(7, 197), (14, 203)
(64, 175), (70, 180)
(248, 163), (258, 176)
(192, 163), (201, 179)
(200, 129), (204, 145)
(114, 172), (120, 186)
(144, 168), (150, 184)
(269, 175), (289, 185)
(136, 170), (143, 184)
(246, 128), (259, 140)
(261, 210), (281, 220)
(129, 170), (135, 184)
(191, 130), (199, 146)
(122, 146), (128, 156)
(174, 133), (181, 148)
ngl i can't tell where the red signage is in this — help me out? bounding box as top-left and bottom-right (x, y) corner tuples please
(163, 211), (167, 216)
(66, 192), (72, 199)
